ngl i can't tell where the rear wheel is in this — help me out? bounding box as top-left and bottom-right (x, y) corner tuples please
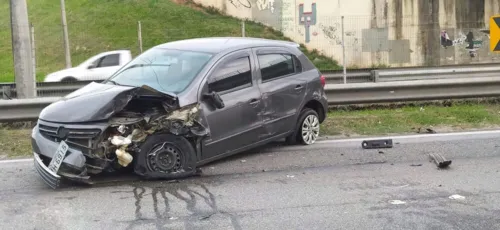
(285, 108), (320, 145)
(61, 76), (77, 82)
(134, 133), (197, 180)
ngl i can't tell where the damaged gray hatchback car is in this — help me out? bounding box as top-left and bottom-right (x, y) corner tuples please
(32, 37), (328, 188)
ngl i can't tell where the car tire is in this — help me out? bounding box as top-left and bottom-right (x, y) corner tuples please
(61, 77), (77, 82)
(133, 133), (197, 180)
(285, 108), (320, 145)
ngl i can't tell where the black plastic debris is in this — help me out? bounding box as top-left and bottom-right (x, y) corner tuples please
(428, 153), (452, 168)
(410, 164), (423, 167)
(199, 213), (215, 220)
(362, 139), (393, 149)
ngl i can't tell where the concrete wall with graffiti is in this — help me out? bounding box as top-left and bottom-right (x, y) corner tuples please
(192, 0), (500, 67)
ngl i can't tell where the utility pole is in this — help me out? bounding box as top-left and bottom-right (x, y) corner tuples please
(10, 0), (36, 98)
(138, 21), (143, 53)
(60, 0), (71, 68)
(30, 23), (36, 84)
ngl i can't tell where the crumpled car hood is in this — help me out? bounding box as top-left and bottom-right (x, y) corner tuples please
(39, 82), (177, 123)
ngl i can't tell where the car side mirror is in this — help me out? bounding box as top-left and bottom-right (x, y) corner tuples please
(203, 91), (225, 109)
(88, 63), (96, 69)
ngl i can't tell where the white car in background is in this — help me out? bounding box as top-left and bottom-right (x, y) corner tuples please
(43, 50), (133, 82)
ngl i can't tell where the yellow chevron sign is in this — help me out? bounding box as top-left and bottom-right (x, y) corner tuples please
(491, 15), (500, 52)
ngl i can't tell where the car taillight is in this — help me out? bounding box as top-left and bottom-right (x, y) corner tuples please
(320, 75), (326, 88)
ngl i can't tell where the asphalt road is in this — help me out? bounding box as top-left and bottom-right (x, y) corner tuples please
(2, 131), (500, 230)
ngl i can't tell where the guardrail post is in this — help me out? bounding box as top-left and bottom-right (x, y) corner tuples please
(371, 70), (380, 82)
(2, 86), (12, 99)
(241, 20), (246, 37)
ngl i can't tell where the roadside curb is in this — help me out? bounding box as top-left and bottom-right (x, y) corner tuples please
(2, 129), (500, 163)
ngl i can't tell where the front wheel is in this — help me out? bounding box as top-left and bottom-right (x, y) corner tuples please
(133, 133), (197, 180)
(286, 108), (320, 145)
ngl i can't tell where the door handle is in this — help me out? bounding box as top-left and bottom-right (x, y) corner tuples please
(249, 98), (260, 105)
(295, 85), (304, 90)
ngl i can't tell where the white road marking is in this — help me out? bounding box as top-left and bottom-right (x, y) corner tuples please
(317, 129), (500, 144)
(0, 158), (33, 164)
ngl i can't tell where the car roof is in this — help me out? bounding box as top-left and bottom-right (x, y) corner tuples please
(154, 37), (300, 54)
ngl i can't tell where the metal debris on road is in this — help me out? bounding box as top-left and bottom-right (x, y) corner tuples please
(410, 164), (423, 167)
(449, 194), (465, 200)
(429, 152), (452, 168)
(362, 139), (393, 149)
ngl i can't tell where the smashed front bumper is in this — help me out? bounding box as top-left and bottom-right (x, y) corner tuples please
(33, 152), (62, 189)
(33, 151), (93, 189)
(31, 121), (104, 189)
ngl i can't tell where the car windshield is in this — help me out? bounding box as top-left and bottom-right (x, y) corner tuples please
(106, 48), (213, 94)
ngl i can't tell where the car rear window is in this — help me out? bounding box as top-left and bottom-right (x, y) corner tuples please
(258, 54), (302, 82)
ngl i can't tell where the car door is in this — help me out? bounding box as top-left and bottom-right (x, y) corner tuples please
(87, 53), (121, 80)
(253, 47), (307, 139)
(200, 49), (265, 160)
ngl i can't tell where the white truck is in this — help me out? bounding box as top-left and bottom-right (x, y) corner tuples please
(43, 50), (133, 82)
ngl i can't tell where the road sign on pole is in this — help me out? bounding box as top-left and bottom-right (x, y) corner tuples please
(490, 15), (500, 52)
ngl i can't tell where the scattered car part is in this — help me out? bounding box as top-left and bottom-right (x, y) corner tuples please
(428, 152), (452, 168)
(389, 200), (406, 205)
(449, 194), (465, 200)
(361, 139), (393, 149)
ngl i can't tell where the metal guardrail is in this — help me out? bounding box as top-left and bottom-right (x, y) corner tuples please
(2, 76), (500, 122)
(325, 76), (500, 105)
(0, 97), (60, 122)
(1, 80), (101, 99)
(2, 63), (499, 98)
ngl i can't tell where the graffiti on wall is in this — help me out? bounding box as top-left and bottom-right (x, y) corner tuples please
(440, 30), (485, 58)
(226, 0), (282, 30)
(228, 0), (251, 9)
(255, 0), (275, 13)
(318, 23), (341, 45)
(298, 3), (316, 43)
(227, 0), (278, 13)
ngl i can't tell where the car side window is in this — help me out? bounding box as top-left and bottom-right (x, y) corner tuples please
(98, 54), (120, 67)
(208, 56), (252, 93)
(258, 53), (301, 82)
(89, 58), (101, 68)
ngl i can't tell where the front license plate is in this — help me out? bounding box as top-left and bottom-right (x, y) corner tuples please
(47, 141), (69, 174)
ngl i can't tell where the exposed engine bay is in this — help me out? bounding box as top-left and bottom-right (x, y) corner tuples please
(82, 94), (207, 178)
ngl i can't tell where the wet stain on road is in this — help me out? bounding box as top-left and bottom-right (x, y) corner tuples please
(118, 182), (242, 230)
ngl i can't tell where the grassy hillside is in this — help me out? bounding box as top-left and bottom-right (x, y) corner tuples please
(0, 0), (340, 83)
